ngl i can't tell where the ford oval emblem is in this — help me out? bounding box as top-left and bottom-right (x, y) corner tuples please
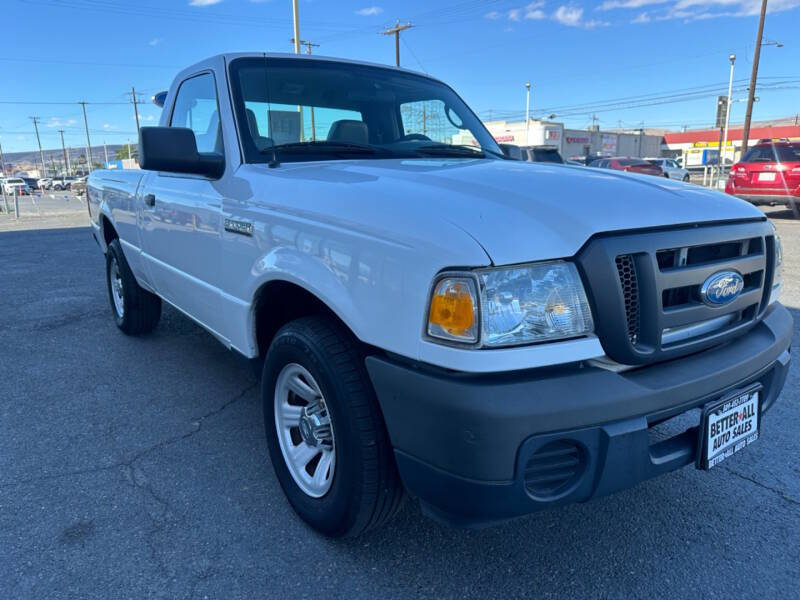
(700, 271), (744, 307)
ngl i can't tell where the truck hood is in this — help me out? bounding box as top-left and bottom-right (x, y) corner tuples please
(257, 158), (765, 265)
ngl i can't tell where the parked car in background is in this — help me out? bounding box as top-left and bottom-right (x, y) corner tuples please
(22, 177), (41, 191)
(726, 141), (800, 209)
(645, 158), (690, 182)
(2, 177), (30, 195)
(589, 157), (663, 177)
(38, 178), (52, 190)
(70, 176), (88, 196)
(566, 159), (585, 166)
(573, 154), (610, 166)
(51, 176), (77, 191)
(520, 146), (564, 164)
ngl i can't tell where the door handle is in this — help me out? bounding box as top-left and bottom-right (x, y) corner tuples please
(144, 194), (156, 207)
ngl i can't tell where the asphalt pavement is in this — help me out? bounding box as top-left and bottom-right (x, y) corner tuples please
(1, 209), (798, 599)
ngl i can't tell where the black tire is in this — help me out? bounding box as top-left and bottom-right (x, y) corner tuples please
(105, 239), (161, 335)
(683, 174), (690, 182)
(262, 315), (404, 537)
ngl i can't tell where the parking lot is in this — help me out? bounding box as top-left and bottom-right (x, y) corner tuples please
(1, 207), (798, 599)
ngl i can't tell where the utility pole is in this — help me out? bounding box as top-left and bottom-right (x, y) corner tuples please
(0, 140), (8, 214)
(382, 22), (413, 67)
(58, 130), (70, 176)
(0, 139), (6, 177)
(79, 102), (93, 173)
(104, 141), (109, 166)
(66, 146), (73, 176)
(131, 86), (141, 135)
(525, 82), (531, 145)
(740, 0), (767, 155)
(30, 117), (47, 177)
(290, 38), (320, 139)
(720, 54), (736, 184)
(291, 0), (301, 55)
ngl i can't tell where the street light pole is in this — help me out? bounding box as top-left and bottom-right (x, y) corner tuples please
(721, 54), (736, 180)
(291, 0), (300, 55)
(740, 0), (768, 155)
(525, 82), (531, 145)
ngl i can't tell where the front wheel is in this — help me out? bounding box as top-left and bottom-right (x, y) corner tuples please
(682, 174), (690, 182)
(262, 315), (404, 537)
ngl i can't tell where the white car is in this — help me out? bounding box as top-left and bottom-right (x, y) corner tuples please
(1, 177), (29, 195)
(87, 53), (791, 537)
(646, 157), (690, 182)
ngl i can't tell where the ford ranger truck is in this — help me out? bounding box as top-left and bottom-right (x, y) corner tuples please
(87, 54), (792, 537)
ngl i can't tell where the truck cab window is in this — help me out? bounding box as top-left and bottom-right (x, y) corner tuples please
(170, 73), (223, 154)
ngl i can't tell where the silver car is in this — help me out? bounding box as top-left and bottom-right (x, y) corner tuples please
(645, 158), (690, 182)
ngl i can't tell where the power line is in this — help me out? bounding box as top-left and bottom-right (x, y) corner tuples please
(0, 100), (130, 105)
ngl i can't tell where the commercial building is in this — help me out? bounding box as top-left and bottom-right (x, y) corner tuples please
(483, 119), (663, 160)
(663, 123), (800, 164)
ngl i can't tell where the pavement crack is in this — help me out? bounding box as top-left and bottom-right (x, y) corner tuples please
(125, 380), (258, 466)
(0, 381), (258, 489)
(721, 467), (800, 508)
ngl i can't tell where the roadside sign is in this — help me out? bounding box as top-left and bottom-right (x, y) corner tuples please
(715, 96), (728, 129)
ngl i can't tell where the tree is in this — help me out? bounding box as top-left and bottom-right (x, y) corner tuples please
(115, 145), (138, 160)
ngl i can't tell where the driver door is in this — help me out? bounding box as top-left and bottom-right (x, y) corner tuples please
(138, 71), (226, 338)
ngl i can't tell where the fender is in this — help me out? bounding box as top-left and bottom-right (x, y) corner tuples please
(240, 246), (363, 357)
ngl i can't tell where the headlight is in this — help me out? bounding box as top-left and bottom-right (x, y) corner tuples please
(426, 262), (594, 347)
(479, 262), (594, 347)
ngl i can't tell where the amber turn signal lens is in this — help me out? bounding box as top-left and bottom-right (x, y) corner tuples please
(428, 278), (477, 342)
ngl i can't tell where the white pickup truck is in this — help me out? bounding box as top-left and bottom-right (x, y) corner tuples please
(88, 53), (792, 537)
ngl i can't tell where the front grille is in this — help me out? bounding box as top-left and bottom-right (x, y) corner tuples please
(577, 221), (774, 366)
(524, 440), (584, 498)
(615, 254), (640, 345)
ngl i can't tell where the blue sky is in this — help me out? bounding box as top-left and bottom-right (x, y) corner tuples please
(1, 0), (798, 153)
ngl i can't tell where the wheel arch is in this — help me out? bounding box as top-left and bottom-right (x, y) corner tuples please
(251, 278), (365, 359)
(100, 213), (118, 251)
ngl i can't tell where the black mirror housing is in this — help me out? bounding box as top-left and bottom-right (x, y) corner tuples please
(139, 127), (225, 179)
(498, 143), (523, 161)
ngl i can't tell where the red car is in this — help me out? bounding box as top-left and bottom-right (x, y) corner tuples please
(588, 157), (663, 177)
(725, 141), (800, 205)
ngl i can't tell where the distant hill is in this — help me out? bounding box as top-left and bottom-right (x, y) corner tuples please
(3, 144), (136, 169)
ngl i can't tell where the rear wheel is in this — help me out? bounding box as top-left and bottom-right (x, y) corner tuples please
(262, 315), (404, 537)
(105, 239), (161, 335)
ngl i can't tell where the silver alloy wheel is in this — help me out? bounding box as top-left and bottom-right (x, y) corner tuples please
(110, 257), (125, 318)
(274, 363), (336, 498)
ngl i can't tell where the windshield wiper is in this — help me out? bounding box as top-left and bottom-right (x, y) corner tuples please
(413, 144), (486, 158)
(261, 141), (380, 155)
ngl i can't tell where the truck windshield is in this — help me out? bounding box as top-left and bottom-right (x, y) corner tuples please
(228, 57), (503, 164)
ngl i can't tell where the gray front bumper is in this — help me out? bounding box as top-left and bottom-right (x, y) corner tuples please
(366, 303), (792, 526)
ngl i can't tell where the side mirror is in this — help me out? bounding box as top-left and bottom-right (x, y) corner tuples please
(498, 143), (522, 161)
(139, 127), (225, 179)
